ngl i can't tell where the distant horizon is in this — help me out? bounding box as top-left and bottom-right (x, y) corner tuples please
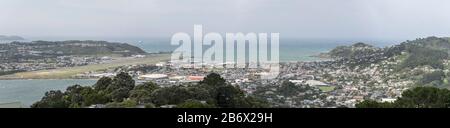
(5, 33), (450, 48)
(0, 35), (419, 50)
(12, 35), (438, 46)
(13, 35), (411, 41)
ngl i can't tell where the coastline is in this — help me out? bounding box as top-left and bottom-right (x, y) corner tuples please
(0, 52), (334, 80)
(0, 53), (171, 80)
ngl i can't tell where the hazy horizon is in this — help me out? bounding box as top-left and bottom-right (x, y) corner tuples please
(2, 0), (450, 42)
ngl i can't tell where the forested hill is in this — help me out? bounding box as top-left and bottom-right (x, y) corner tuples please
(322, 36), (450, 69)
(327, 42), (382, 59)
(0, 40), (147, 57)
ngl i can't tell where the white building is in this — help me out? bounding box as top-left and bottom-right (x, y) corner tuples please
(138, 74), (168, 80)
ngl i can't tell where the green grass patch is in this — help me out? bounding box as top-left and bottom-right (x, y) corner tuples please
(319, 86), (336, 92)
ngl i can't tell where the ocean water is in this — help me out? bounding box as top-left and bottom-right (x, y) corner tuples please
(128, 41), (338, 62)
(0, 37), (399, 106)
(0, 79), (97, 107)
(23, 37), (398, 62)
(122, 38), (391, 62)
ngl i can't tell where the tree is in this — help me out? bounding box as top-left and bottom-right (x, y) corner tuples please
(129, 89), (152, 104)
(107, 72), (135, 93)
(395, 87), (450, 108)
(94, 77), (112, 91)
(134, 82), (159, 92)
(31, 73), (269, 108)
(355, 100), (393, 108)
(150, 85), (209, 106)
(64, 85), (85, 107)
(237, 96), (270, 108)
(215, 85), (268, 108)
(105, 100), (138, 108)
(216, 85), (243, 108)
(201, 73), (226, 87)
(356, 87), (450, 108)
(81, 87), (109, 106)
(278, 81), (305, 97)
(129, 82), (159, 104)
(65, 84), (84, 95)
(177, 100), (215, 108)
(31, 90), (69, 108)
(420, 71), (445, 85)
(110, 88), (131, 102)
(104, 72), (135, 102)
(199, 73), (227, 99)
(401, 46), (448, 69)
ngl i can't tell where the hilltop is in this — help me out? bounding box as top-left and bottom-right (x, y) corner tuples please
(0, 40), (147, 63)
(322, 36), (450, 88)
(0, 40), (154, 78)
(8, 40), (146, 55)
(326, 42), (381, 59)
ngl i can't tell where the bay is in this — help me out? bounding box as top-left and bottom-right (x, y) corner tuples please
(0, 79), (97, 107)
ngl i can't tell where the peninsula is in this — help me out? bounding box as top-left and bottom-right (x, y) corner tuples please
(0, 40), (170, 79)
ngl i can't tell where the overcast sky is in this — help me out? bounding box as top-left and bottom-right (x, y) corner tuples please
(1, 0), (450, 41)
